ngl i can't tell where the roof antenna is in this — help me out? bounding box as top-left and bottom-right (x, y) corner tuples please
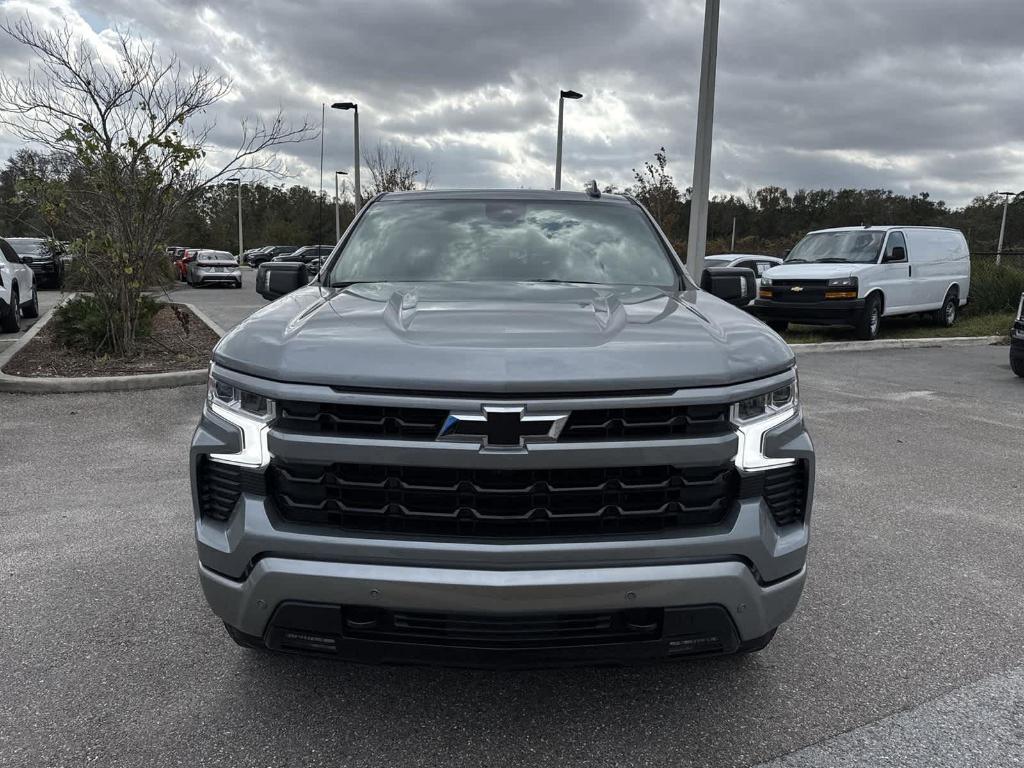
(585, 180), (601, 198)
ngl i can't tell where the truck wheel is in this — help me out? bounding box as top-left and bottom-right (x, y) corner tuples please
(223, 622), (266, 651)
(933, 291), (957, 327)
(855, 293), (881, 340)
(21, 284), (39, 318)
(1012, 357), (1024, 378)
(736, 628), (777, 655)
(766, 320), (788, 333)
(1, 286), (21, 332)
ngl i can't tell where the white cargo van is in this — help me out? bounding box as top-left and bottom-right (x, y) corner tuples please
(753, 226), (970, 340)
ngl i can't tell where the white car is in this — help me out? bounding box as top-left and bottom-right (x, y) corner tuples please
(754, 226), (970, 340)
(702, 254), (783, 306)
(187, 250), (242, 288)
(0, 237), (39, 333)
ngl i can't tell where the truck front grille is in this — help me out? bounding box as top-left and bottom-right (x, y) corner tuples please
(275, 401), (731, 441)
(268, 461), (737, 538)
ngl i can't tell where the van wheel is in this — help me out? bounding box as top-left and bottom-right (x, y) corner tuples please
(934, 291), (957, 327)
(766, 320), (789, 333)
(855, 294), (881, 340)
(1012, 357), (1024, 378)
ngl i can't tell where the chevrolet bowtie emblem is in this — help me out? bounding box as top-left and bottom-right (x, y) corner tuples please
(438, 406), (569, 448)
(790, 286), (804, 292)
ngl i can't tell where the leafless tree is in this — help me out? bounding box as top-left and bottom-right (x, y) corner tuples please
(363, 140), (433, 196)
(0, 18), (316, 355)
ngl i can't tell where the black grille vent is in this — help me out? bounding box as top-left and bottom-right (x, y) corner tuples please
(196, 458), (242, 521)
(762, 462), (807, 526)
(766, 280), (829, 303)
(561, 404), (730, 440)
(342, 607), (663, 647)
(276, 401), (446, 438)
(275, 401), (731, 441)
(268, 461), (738, 538)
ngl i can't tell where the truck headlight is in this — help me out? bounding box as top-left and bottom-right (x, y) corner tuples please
(760, 277), (772, 287)
(206, 373), (275, 467)
(731, 380), (799, 471)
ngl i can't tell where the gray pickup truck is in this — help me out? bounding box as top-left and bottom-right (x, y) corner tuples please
(191, 189), (814, 667)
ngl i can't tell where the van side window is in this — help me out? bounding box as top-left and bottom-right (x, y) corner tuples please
(884, 232), (907, 262)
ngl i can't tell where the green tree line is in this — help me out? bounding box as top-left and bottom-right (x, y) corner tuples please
(2, 145), (1022, 258)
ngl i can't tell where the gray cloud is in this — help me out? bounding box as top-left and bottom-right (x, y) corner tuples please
(1, 0), (1022, 205)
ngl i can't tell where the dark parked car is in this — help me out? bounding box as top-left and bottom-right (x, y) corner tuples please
(1012, 293), (1024, 378)
(270, 244), (333, 272)
(6, 237), (64, 288)
(249, 245), (298, 268)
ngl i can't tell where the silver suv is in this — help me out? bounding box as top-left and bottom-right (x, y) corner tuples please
(190, 189), (814, 667)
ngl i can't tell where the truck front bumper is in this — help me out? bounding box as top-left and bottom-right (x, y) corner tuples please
(200, 558), (804, 666)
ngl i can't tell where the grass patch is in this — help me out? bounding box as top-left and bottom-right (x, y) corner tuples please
(783, 311), (1014, 344)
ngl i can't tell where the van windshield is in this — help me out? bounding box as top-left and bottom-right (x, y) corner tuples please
(786, 231), (884, 264)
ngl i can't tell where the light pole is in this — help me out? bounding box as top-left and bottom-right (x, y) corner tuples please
(226, 177), (243, 259)
(686, 0), (721, 283)
(331, 102), (361, 211)
(334, 170), (348, 242)
(554, 89), (583, 190)
(995, 191), (1022, 265)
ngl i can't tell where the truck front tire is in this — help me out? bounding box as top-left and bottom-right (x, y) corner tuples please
(855, 293), (881, 340)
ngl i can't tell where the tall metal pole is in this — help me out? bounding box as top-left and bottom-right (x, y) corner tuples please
(318, 103), (325, 243)
(555, 95), (565, 190)
(335, 172), (341, 242)
(730, 216), (736, 251)
(353, 107), (361, 211)
(686, 0), (721, 284)
(996, 192), (1011, 266)
(236, 179), (243, 258)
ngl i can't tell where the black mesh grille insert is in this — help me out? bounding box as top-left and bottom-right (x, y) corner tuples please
(276, 401), (446, 438)
(560, 403), (730, 439)
(275, 401), (731, 441)
(269, 461), (738, 538)
(196, 458), (242, 521)
(762, 462), (808, 526)
(342, 607), (663, 647)
(766, 280), (829, 303)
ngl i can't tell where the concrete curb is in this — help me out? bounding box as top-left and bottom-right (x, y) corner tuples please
(0, 297), (221, 394)
(791, 334), (1004, 354)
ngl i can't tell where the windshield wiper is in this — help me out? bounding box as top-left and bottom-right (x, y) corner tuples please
(328, 280), (369, 289)
(784, 258), (808, 263)
(813, 258), (853, 263)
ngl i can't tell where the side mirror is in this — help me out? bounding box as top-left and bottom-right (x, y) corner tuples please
(257, 261), (309, 300)
(884, 246), (906, 262)
(701, 266), (757, 307)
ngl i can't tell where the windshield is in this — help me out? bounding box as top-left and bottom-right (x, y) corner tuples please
(6, 238), (44, 255)
(327, 200), (679, 288)
(786, 231), (884, 264)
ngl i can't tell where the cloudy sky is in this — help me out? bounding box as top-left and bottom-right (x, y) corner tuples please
(1, 0), (1023, 207)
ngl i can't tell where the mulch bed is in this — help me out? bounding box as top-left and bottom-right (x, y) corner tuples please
(3, 304), (219, 377)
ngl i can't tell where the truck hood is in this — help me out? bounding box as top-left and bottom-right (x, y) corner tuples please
(214, 281), (794, 392)
(764, 262), (874, 280)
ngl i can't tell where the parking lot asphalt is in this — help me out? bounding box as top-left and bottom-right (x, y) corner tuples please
(1, 288), (1022, 767)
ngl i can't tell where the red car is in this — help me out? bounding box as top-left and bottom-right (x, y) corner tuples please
(173, 248), (201, 281)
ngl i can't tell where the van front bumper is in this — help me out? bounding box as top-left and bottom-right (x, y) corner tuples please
(754, 298), (865, 326)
